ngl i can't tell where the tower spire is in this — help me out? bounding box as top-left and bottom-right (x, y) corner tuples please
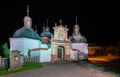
(24, 5), (32, 29)
(59, 18), (62, 25)
(27, 6), (29, 16)
(55, 23), (57, 26)
(75, 16), (77, 25)
(42, 22), (45, 32)
(45, 19), (49, 32)
(46, 19), (48, 25)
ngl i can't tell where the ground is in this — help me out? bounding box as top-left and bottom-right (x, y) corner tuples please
(0, 61), (117, 77)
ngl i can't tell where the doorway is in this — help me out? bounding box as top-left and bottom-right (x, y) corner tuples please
(57, 46), (65, 60)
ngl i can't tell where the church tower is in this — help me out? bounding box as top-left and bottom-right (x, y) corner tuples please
(70, 16), (87, 43)
(70, 16), (88, 61)
(51, 19), (71, 62)
(40, 19), (53, 44)
(10, 6), (40, 56)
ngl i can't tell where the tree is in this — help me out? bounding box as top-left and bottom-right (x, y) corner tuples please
(2, 42), (10, 58)
(28, 49), (31, 57)
(2, 42), (10, 69)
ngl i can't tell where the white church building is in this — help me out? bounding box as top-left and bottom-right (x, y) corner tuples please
(9, 6), (88, 62)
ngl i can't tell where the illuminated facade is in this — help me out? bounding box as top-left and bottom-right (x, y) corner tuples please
(9, 6), (88, 62)
(51, 22), (71, 62)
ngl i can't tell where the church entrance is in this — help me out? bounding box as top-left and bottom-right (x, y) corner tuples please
(57, 46), (65, 60)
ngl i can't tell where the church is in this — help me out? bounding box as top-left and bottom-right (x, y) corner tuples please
(9, 6), (88, 62)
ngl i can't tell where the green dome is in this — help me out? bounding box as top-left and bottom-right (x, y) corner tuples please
(13, 27), (40, 40)
(41, 31), (53, 38)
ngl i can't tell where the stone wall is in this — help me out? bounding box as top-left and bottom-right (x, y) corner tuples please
(9, 50), (21, 71)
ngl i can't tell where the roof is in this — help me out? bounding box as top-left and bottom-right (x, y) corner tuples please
(70, 33), (87, 43)
(31, 48), (48, 51)
(13, 27), (40, 40)
(41, 31), (53, 38)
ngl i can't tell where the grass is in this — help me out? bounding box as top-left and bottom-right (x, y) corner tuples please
(0, 62), (44, 76)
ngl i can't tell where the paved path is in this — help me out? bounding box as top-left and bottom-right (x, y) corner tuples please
(0, 62), (117, 77)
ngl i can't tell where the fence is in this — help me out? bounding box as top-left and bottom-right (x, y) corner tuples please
(0, 56), (7, 69)
(0, 56), (40, 68)
(24, 56), (40, 64)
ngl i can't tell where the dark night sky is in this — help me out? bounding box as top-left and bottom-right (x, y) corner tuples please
(0, 0), (119, 47)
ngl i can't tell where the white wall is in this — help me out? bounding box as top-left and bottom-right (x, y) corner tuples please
(9, 38), (52, 62)
(70, 49), (78, 61)
(9, 38), (41, 56)
(71, 43), (88, 54)
(31, 50), (40, 56)
(9, 38), (88, 62)
(70, 43), (88, 61)
(40, 49), (51, 62)
(40, 44), (51, 62)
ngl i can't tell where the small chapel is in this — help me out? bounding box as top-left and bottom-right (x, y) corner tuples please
(9, 6), (88, 62)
